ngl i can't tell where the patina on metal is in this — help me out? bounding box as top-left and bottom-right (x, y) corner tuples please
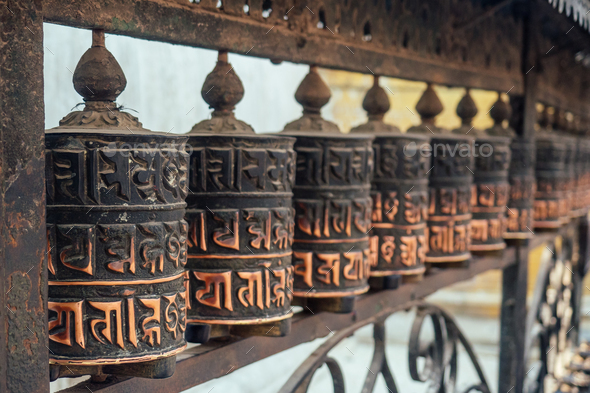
(45, 30), (188, 377)
(184, 51), (296, 340)
(452, 89), (511, 253)
(409, 84), (474, 265)
(534, 106), (567, 229)
(282, 66), (374, 308)
(351, 76), (430, 282)
(489, 93), (536, 239)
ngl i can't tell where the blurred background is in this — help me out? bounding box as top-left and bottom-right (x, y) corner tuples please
(45, 23), (589, 393)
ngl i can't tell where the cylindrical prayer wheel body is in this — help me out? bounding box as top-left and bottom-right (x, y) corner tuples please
(570, 139), (585, 217)
(425, 135), (474, 264)
(469, 136), (511, 252)
(367, 133), (430, 276)
(534, 134), (567, 229)
(283, 132), (374, 297)
(504, 138), (536, 238)
(563, 136), (577, 221)
(46, 131), (189, 365)
(184, 135), (296, 325)
(580, 138), (590, 214)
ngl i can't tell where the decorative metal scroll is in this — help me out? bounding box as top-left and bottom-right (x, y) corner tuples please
(524, 221), (583, 392)
(278, 301), (490, 393)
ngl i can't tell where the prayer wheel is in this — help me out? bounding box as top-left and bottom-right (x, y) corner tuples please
(554, 109), (576, 223)
(184, 51), (296, 340)
(282, 66), (374, 311)
(452, 89), (510, 253)
(46, 31), (188, 377)
(351, 76), (430, 282)
(491, 94), (536, 239)
(577, 116), (590, 215)
(534, 107), (567, 229)
(409, 84), (474, 266)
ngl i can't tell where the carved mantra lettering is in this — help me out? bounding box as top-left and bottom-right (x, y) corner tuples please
(470, 217), (504, 242)
(47, 147), (189, 205)
(533, 200), (560, 221)
(187, 207), (294, 254)
(190, 266), (293, 312)
(292, 251), (371, 288)
(295, 197), (372, 239)
(429, 187), (471, 216)
(375, 234), (427, 266)
(371, 191), (428, 224)
(471, 184), (509, 208)
(190, 147), (295, 193)
(426, 223), (470, 254)
(47, 221), (188, 278)
(48, 293), (186, 349)
(295, 146), (373, 187)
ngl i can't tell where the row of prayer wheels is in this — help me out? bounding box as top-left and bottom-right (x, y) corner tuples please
(46, 30), (588, 379)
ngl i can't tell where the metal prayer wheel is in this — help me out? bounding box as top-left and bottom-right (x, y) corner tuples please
(577, 116), (590, 215)
(534, 107), (567, 229)
(184, 52), (296, 340)
(452, 90), (510, 253)
(282, 66), (374, 307)
(408, 84), (474, 265)
(554, 109), (577, 223)
(46, 31), (188, 377)
(351, 76), (430, 281)
(495, 94), (536, 239)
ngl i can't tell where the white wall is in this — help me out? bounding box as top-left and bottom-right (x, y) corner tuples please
(43, 23), (311, 134)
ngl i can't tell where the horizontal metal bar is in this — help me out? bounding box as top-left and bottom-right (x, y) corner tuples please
(43, 0), (523, 93)
(56, 241), (551, 393)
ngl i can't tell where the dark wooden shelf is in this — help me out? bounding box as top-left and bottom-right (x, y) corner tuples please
(57, 233), (566, 393)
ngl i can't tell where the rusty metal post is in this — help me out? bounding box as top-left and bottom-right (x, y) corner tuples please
(0, 1), (49, 392)
(351, 76), (430, 286)
(452, 89), (511, 254)
(499, 3), (537, 390)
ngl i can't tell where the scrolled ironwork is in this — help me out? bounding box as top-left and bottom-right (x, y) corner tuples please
(278, 301), (490, 393)
(524, 221), (583, 393)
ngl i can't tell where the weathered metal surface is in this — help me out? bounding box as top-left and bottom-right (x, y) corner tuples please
(351, 76), (430, 278)
(453, 89), (511, 252)
(45, 31), (188, 369)
(184, 52), (296, 328)
(534, 107), (567, 229)
(409, 85), (474, 264)
(0, 0), (48, 392)
(282, 67), (374, 298)
(55, 249), (519, 393)
(42, 0), (524, 93)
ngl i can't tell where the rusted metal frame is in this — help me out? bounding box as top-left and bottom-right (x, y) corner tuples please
(56, 251), (516, 393)
(41, 0), (523, 93)
(0, 0), (49, 392)
(499, 2), (539, 390)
